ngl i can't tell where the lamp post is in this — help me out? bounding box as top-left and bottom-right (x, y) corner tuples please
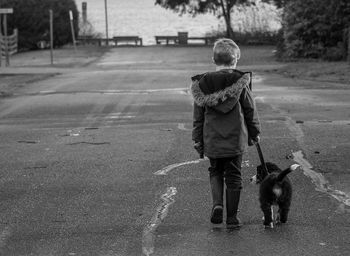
(104, 0), (109, 46)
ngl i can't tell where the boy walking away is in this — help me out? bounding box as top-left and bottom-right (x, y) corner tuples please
(190, 38), (261, 229)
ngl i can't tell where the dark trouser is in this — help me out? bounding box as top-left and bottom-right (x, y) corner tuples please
(208, 155), (243, 226)
(209, 155), (243, 191)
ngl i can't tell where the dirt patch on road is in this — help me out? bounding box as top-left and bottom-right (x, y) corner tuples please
(9, 46), (109, 68)
(0, 73), (57, 97)
(0, 46), (109, 98)
(268, 61), (350, 85)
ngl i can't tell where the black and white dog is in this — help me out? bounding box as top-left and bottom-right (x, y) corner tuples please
(250, 162), (299, 228)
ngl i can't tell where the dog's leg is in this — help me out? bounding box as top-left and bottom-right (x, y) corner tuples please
(277, 201), (290, 223)
(276, 209), (281, 224)
(261, 203), (273, 228)
(279, 207), (289, 223)
(271, 206), (274, 221)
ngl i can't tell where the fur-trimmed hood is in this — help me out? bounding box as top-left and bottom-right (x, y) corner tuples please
(190, 71), (250, 113)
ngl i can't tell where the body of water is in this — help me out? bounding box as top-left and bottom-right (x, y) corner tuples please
(75, 0), (223, 45)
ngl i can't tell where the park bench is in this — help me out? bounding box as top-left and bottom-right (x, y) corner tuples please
(188, 36), (217, 45)
(113, 36), (143, 46)
(77, 36), (103, 46)
(155, 35), (217, 45)
(155, 36), (179, 45)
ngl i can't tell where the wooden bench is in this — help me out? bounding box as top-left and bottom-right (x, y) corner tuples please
(155, 35), (217, 45)
(188, 37), (217, 45)
(155, 36), (179, 45)
(77, 36), (103, 46)
(113, 36), (143, 46)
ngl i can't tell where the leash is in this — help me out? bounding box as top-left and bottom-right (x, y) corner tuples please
(255, 142), (268, 175)
(244, 71), (253, 91)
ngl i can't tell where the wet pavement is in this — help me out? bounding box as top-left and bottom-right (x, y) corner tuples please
(0, 46), (349, 255)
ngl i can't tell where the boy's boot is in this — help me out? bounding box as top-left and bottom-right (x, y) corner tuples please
(226, 189), (242, 228)
(209, 175), (224, 224)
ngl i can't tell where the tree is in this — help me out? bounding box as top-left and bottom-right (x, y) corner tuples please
(1, 0), (78, 50)
(263, 0), (350, 59)
(155, 0), (253, 39)
(261, 0), (287, 9)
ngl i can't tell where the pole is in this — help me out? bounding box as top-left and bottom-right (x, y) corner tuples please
(348, 28), (350, 62)
(69, 10), (77, 53)
(82, 2), (87, 24)
(50, 9), (53, 65)
(0, 1), (1, 67)
(4, 13), (8, 66)
(0, 14), (2, 67)
(104, 0), (109, 46)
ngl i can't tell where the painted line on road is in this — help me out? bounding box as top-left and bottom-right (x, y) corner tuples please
(177, 123), (191, 131)
(254, 96), (265, 103)
(293, 150), (350, 208)
(39, 90), (56, 94)
(142, 187), (177, 256)
(36, 88), (189, 96)
(0, 226), (12, 252)
(144, 158), (208, 254)
(107, 115), (136, 119)
(286, 115), (350, 209)
(154, 158), (208, 175)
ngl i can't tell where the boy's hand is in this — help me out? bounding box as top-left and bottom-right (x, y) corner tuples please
(248, 135), (260, 146)
(193, 142), (204, 158)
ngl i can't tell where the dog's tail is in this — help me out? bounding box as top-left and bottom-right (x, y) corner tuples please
(276, 164), (299, 182)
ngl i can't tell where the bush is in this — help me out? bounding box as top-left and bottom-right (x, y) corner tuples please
(1, 0), (79, 50)
(279, 0), (350, 60)
(324, 44), (346, 61)
(79, 19), (102, 39)
(206, 30), (280, 46)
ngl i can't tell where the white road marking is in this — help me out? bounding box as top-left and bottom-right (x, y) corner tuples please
(142, 187), (177, 256)
(254, 96), (265, 103)
(0, 226), (12, 251)
(37, 88), (189, 95)
(39, 90), (56, 94)
(108, 115), (136, 119)
(154, 158), (208, 175)
(293, 150), (350, 207)
(143, 157), (208, 254)
(177, 123), (191, 131)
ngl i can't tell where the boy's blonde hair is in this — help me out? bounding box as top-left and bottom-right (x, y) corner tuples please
(213, 38), (240, 66)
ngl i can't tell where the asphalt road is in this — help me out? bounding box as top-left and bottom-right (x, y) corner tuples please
(0, 47), (349, 256)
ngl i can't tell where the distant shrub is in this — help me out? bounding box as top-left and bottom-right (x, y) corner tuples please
(1, 0), (79, 50)
(324, 44), (346, 61)
(273, 28), (285, 59)
(79, 19), (102, 39)
(279, 0), (350, 60)
(231, 1), (282, 35)
(206, 30), (280, 46)
(206, 1), (281, 46)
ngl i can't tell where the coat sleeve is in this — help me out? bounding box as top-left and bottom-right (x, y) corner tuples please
(240, 85), (261, 139)
(192, 103), (205, 143)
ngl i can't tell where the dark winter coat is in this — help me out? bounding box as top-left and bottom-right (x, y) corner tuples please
(191, 69), (260, 158)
